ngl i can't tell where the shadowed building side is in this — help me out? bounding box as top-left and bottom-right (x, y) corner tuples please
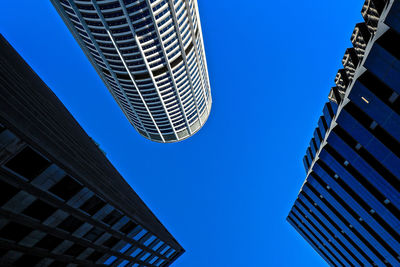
(0, 34), (184, 266)
(289, 0), (400, 266)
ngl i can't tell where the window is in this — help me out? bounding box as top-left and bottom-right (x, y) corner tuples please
(103, 255), (117, 265)
(143, 235), (156, 246)
(84, 227), (104, 242)
(140, 252), (151, 261)
(133, 229), (147, 241)
(130, 248), (142, 257)
(0, 222), (32, 242)
(165, 248), (175, 257)
(160, 245), (169, 254)
(64, 243), (86, 257)
(102, 209), (122, 226)
(5, 147), (51, 180)
(22, 199), (56, 222)
(156, 259), (165, 266)
(86, 251), (103, 262)
(48, 260), (68, 267)
(103, 236), (119, 248)
(0, 180), (19, 206)
(120, 243), (131, 253)
(119, 260), (130, 267)
(36, 235), (63, 250)
(13, 254), (42, 266)
(152, 240), (163, 251)
(57, 216), (83, 233)
(80, 195), (106, 215)
(48, 175), (83, 201)
(149, 256), (158, 264)
(119, 220), (138, 234)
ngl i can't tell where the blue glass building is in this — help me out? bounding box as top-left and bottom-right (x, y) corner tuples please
(288, 0), (400, 265)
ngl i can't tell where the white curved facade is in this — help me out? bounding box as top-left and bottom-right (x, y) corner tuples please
(51, 0), (212, 142)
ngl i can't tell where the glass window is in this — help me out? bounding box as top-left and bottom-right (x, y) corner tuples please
(104, 255), (117, 265)
(160, 245), (169, 255)
(102, 209), (123, 226)
(143, 235), (156, 246)
(0, 222), (32, 242)
(119, 220), (138, 234)
(140, 252), (151, 261)
(5, 146), (51, 180)
(149, 256), (158, 264)
(120, 243), (131, 253)
(48, 175), (83, 201)
(119, 260), (130, 267)
(86, 251), (103, 262)
(36, 235), (63, 250)
(22, 199), (57, 222)
(130, 248), (142, 257)
(84, 227), (104, 242)
(156, 259), (165, 266)
(103, 236), (119, 248)
(64, 243), (86, 256)
(0, 179), (19, 206)
(133, 229), (147, 241)
(13, 255), (41, 266)
(165, 248), (175, 258)
(57, 216), (83, 233)
(152, 240), (163, 251)
(80, 195), (106, 215)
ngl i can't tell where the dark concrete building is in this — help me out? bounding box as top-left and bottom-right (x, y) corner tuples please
(288, 0), (400, 266)
(0, 35), (183, 266)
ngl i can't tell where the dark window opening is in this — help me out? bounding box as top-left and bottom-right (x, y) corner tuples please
(84, 227), (104, 242)
(357, 70), (400, 116)
(377, 28), (400, 60)
(344, 102), (400, 159)
(0, 222), (32, 242)
(86, 251), (103, 262)
(5, 147), (51, 180)
(0, 179), (19, 206)
(170, 55), (183, 69)
(293, 206), (353, 266)
(309, 172), (399, 261)
(36, 234), (63, 250)
(13, 254), (42, 267)
(48, 175), (83, 201)
(291, 211), (344, 266)
(22, 199), (57, 222)
(287, 216), (335, 266)
(64, 243), (86, 257)
(103, 236), (119, 248)
(57, 216), (83, 233)
(102, 210), (123, 226)
(119, 220), (138, 234)
(48, 260), (68, 267)
(184, 42), (194, 55)
(80, 195), (106, 216)
(301, 192), (374, 265)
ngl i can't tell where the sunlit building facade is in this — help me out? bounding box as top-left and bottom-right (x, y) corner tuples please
(0, 35), (183, 266)
(51, 0), (212, 143)
(288, 0), (400, 266)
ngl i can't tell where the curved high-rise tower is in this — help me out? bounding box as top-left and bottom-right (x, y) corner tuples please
(51, 0), (212, 143)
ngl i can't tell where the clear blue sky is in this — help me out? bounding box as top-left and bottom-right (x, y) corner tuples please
(1, 1), (364, 266)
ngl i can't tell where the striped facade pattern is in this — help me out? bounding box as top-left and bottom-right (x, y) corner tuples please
(51, 0), (212, 143)
(288, 0), (400, 266)
(0, 128), (181, 266)
(0, 34), (183, 266)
